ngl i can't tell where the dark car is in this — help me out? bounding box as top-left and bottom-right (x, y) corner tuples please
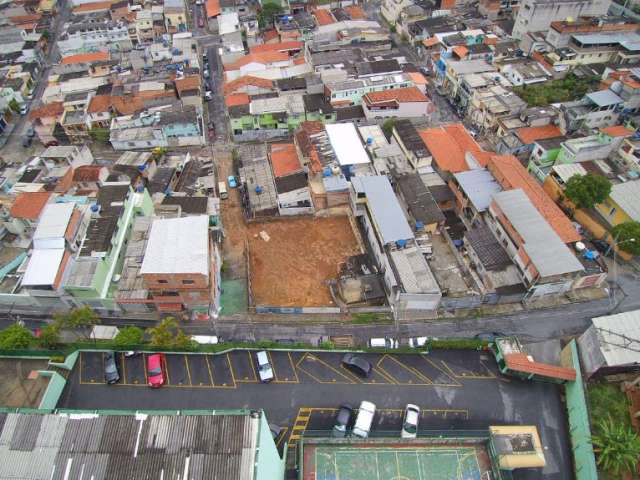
(26, 127), (35, 138)
(22, 136), (33, 148)
(341, 353), (372, 378)
(591, 239), (612, 257)
(332, 404), (354, 437)
(104, 351), (120, 384)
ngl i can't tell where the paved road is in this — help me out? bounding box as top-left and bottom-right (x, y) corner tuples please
(59, 349), (571, 479)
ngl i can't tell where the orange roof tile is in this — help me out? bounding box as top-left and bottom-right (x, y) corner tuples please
(174, 75), (201, 93)
(440, 0), (456, 7)
(29, 102), (64, 120)
(206, 0), (220, 17)
(224, 51), (290, 71)
(363, 86), (428, 104)
(293, 56), (307, 65)
(280, 29), (301, 40)
(487, 154), (581, 243)
(270, 143), (301, 177)
(600, 125), (634, 137)
(250, 41), (303, 54)
(263, 29), (279, 42)
(86, 94), (112, 113)
(111, 95), (145, 115)
(483, 36), (498, 45)
(345, 5), (366, 19)
(9, 14), (41, 24)
(453, 45), (468, 59)
(504, 353), (576, 381)
(419, 124), (489, 173)
(73, 165), (104, 182)
(422, 37), (440, 48)
(72, 0), (113, 12)
(515, 125), (562, 145)
(61, 51), (109, 65)
(223, 75), (274, 95)
(225, 93), (250, 107)
(314, 9), (335, 26)
(408, 72), (428, 85)
(10, 192), (51, 220)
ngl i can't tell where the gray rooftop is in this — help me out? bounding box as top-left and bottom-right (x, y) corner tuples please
(352, 175), (413, 246)
(0, 411), (261, 480)
(609, 179), (640, 222)
(492, 189), (583, 278)
(239, 159), (278, 213)
(586, 89), (623, 107)
(389, 246), (441, 295)
(453, 168), (502, 212)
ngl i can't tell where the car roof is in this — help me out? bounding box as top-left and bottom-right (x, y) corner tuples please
(256, 350), (268, 363)
(148, 353), (161, 366)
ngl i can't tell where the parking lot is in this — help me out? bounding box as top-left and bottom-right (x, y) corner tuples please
(59, 349), (570, 479)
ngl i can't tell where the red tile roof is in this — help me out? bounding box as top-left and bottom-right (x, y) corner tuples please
(174, 75), (201, 93)
(10, 192), (51, 220)
(345, 5), (366, 19)
(363, 86), (428, 105)
(453, 45), (468, 59)
(314, 9), (335, 26)
(29, 102), (64, 120)
(72, 0), (113, 13)
(86, 94), (112, 113)
(223, 75), (274, 95)
(263, 29), (279, 42)
(206, 0), (220, 17)
(407, 72), (428, 85)
(224, 52), (290, 71)
(61, 51), (109, 64)
(515, 125), (562, 145)
(419, 124), (490, 173)
(487, 154), (581, 243)
(270, 143), (301, 177)
(504, 353), (576, 382)
(250, 41), (303, 54)
(422, 37), (440, 48)
(73, 165), (104, 182)
(225, 93), (250, 107)
(600, 125), (634, 137)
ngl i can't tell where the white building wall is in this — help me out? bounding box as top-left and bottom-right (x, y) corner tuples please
(363, 101), (430, 120)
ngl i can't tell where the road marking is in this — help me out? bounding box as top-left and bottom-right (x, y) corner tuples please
(120, 353), (127, 384)
(205, 355), (215, 385)
(184, 355), (192, 386)
(295, 353), (356, 384)
(440, 360), (495, 380)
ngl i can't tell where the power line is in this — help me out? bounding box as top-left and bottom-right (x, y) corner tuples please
(596, 327), (640, 354)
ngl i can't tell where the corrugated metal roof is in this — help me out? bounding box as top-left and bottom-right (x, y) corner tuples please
(492, 189), (583, 277)
(586, 89), (623, 107)
(33, 203), (75, 244)
(551, 163), (586, 184)
(21, 248), (65, 287)
(591, 310), (640, 368)
(609, 179), (640, 222)
(453, 168), (502, 212)
(0, 412), (259, 480)
(351, 175), (414, 245)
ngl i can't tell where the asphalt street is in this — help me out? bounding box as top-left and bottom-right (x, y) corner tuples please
(58, 349), (570, 480)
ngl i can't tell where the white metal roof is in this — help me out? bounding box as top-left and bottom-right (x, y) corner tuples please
(140, 215), (209, 276)
(551, 163), (586, 184)
(33, 203), (75, 244)
(325, 123), (371, 166)
(586, 90), (623, 107)
(453, 169), (502, 212)
(21, 248), (65, 287)
(492, 189), (583, 277)
(609, 179), (640, 222)
(591, 310), (640, 368)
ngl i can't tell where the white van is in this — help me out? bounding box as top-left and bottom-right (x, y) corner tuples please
(218, 181), (228, 199)
(352, 401), (376, 438)
(255, 350), (274, 383)
(369, 337), (398, 349)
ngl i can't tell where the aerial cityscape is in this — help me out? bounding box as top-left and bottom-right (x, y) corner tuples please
(0, 0), (639, 477)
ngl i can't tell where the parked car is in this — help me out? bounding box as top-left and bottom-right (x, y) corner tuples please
(368, 337), (398, 349)
(124, 350), (141, 358)
(22, 136), (32, 148)
(227, 175), (238, 188)
(341, 353), (372, 378)
(255, 350), (274, 382)
(409, 336), (428, 348)
(474, 332), (506, 342)
(26, 127), (35, 138)
(191, 335), (220, 345)
(147, 353), (165, 388)
(352, 401), (376, 438)
(401, 404), (420, 439)
(19, 104), (29, 115)
(419, 66), (431, 77)
(591, 239), (612, 257)
(332, 404), (354, 437)
(44, 140), (59, 147)
(204, 90), (213, 101)
(104, 351), (120, 384)
(203, 69), (210, 79)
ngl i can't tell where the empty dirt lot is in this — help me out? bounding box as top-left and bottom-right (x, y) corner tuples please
(247, 216), (362, 307)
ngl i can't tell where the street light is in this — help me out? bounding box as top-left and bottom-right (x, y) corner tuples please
(609, 236), (636, 309)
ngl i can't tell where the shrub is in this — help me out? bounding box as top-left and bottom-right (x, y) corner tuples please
(113, 326), (144, 346)
(0, 323), (33, 350)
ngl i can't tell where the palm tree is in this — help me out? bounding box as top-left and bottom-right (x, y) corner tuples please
(591, 415), (640, 476)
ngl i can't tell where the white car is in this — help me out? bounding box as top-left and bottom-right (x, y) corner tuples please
(352, 401), (376, 438)
(369, 337), (398, 348)
(401, 404), (420, 439)
(19, 104), (29, 115)
(255, 350), (274, 383)
(204, 90), (213, 101)
(409, 337), (428, 348)
(203, 69), (210, 79)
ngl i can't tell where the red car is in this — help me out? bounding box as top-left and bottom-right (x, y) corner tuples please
(147, 353), (165, 388)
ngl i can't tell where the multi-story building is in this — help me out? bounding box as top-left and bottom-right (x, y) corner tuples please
(324, 73), (414, 106)
(164, 0), (187, 34)
(560, 90), (622, 133)
(57, 14), (133, 56)
(362, 86), (433, 120)
(135, 9), (155, 43)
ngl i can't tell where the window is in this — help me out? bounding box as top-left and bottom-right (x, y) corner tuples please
(609, 207), (617, 217)
(182, 279), (195, 285)
(157, 279), (168, 284)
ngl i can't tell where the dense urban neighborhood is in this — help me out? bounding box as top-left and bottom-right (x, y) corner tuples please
(0, 0), (639, 477)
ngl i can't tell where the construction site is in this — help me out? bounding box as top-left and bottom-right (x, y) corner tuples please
(246, 216), (362, 307)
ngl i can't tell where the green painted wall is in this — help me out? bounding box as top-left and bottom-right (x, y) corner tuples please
(255, 413), (286, 480)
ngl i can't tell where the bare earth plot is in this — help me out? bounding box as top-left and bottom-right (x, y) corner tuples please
(0, 359), (50, 408)
(247, 216), (361, 307)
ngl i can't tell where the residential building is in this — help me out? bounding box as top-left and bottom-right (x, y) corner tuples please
(528, 136), (566, 181)
(449, 168), (503, 227)
(5, 192), (51, 246)
(269, 143), (313, 215)
(499, 60), (552, 86)
(164, 0), (187, 33)
(395, 173), (444, 233)
(57, 14), (133, 56)
(393, 119), (432, 170)
(136, 9), (155, 42)
(594, 179), (640, 228)
(560, 90), (622, 133)
(512, 0), (613, 40)
(362, 86), (433, 120)
(324, 73), (414, 107)
(140, 215), (218, 314)
(487, 189), (584, 292)
(350, 175), (442, 314)
(381, 0), (413, 25)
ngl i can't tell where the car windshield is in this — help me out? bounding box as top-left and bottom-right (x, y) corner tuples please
(148, 367), (162, 376)
(403, 422), (417, 434)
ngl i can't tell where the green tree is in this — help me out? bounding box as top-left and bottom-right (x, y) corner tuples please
(36, 324), (60, 349)
(9, 99), (20, 113)
(113, 326), (144, 347)
(257, 3), (283, 28)
(611, 221), (640, 255)
(89, 127), (110, 143)
(53, 306), (100, 341)
(381, 118), (396, 139)
(41, 30), (50, 40)
(0, 323), (33, 349)
(564, 173), (612, 209)
(149, 317), (179, 349)
(174, 330), (196, 350)
(591, 415), (640, 476)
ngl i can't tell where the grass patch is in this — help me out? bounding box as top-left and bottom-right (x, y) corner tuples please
(512, 73), (600, 107)
(587, 383), (631, 434)
(351, 312), (392, 324)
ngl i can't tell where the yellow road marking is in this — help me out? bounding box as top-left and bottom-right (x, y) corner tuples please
(205, 355), (214, 385)
(184, 355), (192, 386)
(120, 353), (127, 384)
(383, 355), (433, 384)
(248, 351), (258, 382)
(295, 353), (356, 384)
(440, 360), (496, 380)
(418, 356), (462, 387)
